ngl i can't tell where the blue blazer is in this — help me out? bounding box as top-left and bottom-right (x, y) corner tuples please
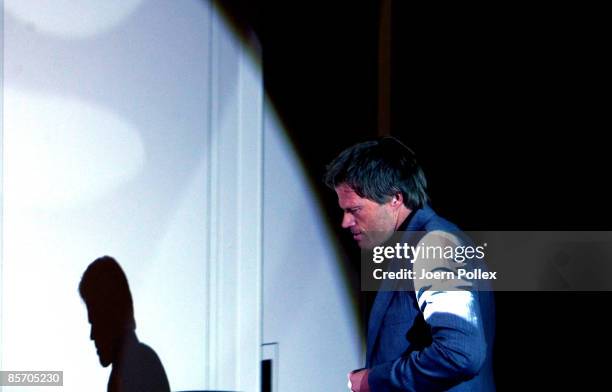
(366, 206), (495, 391)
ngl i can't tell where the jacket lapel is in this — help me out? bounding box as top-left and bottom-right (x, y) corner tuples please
(365, 206), (435, 366)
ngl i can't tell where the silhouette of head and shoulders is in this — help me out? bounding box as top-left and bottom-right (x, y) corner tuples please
(79, 256), (170, 392)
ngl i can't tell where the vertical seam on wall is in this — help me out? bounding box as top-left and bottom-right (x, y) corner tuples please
(0, 1), (5, 388)
(205, 0), (215, 388)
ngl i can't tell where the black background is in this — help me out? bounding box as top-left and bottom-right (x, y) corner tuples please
(219, 1), (610, 389)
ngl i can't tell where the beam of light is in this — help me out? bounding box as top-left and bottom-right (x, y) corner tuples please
(3, 88), (145, 210)
(4, 0), (144, 39)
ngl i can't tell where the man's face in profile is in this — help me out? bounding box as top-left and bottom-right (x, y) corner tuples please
(87, 307), (118, 367)
(335, 183), (397, 248)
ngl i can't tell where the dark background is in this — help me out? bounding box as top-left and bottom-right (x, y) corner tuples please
(219, 1), (610, 389)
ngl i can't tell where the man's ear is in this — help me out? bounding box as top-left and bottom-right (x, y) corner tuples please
(391, 192), (403, 207)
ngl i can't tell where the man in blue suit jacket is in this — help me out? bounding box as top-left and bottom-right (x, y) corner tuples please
(325, 137), (495, 391)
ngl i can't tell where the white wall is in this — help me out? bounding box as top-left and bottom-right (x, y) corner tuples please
(2, 1), (360, 391)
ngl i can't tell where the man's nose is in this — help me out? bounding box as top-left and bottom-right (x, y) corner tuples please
(341, 212), (354, 229)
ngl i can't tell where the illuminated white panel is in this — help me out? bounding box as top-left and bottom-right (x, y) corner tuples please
(262, 109), (362, 391)
(2, 1), (214, 391)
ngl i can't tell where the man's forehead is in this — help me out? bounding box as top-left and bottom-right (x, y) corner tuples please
(335, 184), (363, 205)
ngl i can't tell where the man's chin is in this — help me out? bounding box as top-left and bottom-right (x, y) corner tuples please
(356, 238), (376, 249)
(98, 355), (112, 368)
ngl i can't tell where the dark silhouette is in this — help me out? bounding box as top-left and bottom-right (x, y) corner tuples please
(79, 256), (170, 392)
